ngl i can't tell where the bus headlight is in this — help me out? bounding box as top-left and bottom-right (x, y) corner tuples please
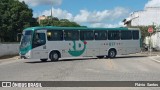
(26, 50), (31, 59)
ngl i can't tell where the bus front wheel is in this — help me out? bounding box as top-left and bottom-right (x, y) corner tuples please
(108, 49), (117, 58)
(50, 51), (59, 62)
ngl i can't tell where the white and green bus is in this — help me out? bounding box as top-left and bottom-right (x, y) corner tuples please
(19, 26), (142, 62)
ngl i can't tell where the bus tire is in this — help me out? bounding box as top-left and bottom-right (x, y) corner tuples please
(97, 56), (104, 59)
(49, 51), (59, 62)
(108, 49), (117, 58)
(40, 59), (47, 62)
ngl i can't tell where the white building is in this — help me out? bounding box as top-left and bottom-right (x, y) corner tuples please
(123, 7), (160, 27)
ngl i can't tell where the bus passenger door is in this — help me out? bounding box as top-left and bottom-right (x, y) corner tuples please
(32, 30), (48, 59)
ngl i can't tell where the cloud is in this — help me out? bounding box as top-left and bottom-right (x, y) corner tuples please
(145, 0), (160, 8)
(35, 7), (128, 28)
(19, 0), (62, 7)
(74, 7), (129, 23)
(90, 22), (125, 28)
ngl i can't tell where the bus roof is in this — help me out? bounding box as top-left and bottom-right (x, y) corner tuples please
(24, 26), (136, 31)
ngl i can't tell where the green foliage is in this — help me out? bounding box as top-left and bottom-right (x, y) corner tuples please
(40, 18), (80, 27)
(0, 0), (38, 42)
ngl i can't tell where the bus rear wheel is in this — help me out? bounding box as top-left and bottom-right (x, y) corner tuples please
(108, 49), (117, 58)
(50, 51), (59, 62)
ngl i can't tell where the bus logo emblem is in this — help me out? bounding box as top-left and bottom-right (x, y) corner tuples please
(68, 41), (87, 56)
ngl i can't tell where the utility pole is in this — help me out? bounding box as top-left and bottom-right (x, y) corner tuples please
(51, 1), (54, 19)
(51, 7), (53, 19)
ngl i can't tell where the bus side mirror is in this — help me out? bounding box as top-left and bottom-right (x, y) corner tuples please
(17, 33), (23, 42)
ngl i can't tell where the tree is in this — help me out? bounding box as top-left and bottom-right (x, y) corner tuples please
(39, 17), (81, 27)
(0, 0), (38, 42)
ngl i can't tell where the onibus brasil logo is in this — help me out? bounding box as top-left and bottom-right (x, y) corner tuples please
(68, 41), (87, 56)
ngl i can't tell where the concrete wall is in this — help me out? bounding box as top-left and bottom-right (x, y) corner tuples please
(0, 43), (19, 57)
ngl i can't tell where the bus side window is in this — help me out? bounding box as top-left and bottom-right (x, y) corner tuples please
(47, 30), (63, 41)
(64, 30), (79, 41)
(47, 31), (52, 40)
(94, 31), (107, 40)
(80, 31), (94, 40)
(108, 31), (120, 40)
(121, 31), (132, 40)
(132, 30), (139, 40)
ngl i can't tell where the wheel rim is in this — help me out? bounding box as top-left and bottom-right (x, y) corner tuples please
(110, 51), (115, 57)
(53, 53), (58, 60)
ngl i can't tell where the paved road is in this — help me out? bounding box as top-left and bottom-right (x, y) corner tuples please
(0, 54), (160, 90)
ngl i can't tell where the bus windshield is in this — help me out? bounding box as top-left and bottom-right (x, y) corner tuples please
(20, 31), (33, 49)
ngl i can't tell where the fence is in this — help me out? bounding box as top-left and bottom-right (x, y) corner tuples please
(0, 43), (19, 58)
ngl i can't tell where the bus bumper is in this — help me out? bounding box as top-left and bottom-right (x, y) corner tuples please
(20, 50), (31, 59)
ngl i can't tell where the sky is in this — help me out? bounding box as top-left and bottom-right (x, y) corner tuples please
(18, 0), (160, 28)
